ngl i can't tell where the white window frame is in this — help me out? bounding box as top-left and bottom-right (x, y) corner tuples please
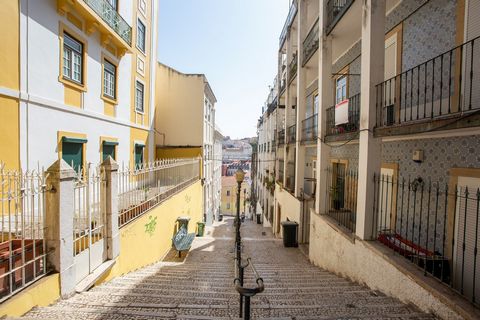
(135, 80), (145, 113)
(136, 18), (146, 53)
(63, 33), (83, 84)
(335, 76), (347, 104)
(103, 59), (116, 99)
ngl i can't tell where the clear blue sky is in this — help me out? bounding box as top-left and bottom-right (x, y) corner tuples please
(157, 0), (290, 139)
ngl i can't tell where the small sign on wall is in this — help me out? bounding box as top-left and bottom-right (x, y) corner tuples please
(335, 99), (349, 126)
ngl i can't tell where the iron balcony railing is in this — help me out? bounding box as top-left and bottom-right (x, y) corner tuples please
(302, 18), (319, 66)
(326, 0), (354, 35)
(301, 113), (318, 143)
(287, 124), (296, 144)
(278, 160), (284, 183)
(376, 36), (480, 129)
(326, 93), (361, 136)
(82, 0), (132, 45)
(279, 0), (298, 48)
(288, 52), (298, 84)
(373, 174), (480, 306)
(324, 166), (358, 233)
(278, 129), (286, 146)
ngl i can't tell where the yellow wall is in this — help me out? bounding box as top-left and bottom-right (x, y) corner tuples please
(155, 63), (205, 147)
(221, 181), (249, 215)
(129, 127), (150, 166)
(99, 181), (203, 282)
(0, 1), (20, 170)
(156, 147), (202, 159)
(0, 275), (60, 318)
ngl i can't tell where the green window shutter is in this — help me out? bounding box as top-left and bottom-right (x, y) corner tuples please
(135, 145), (144, 168)
(62, 141), (83, 172)
(103, 144), (116, 161)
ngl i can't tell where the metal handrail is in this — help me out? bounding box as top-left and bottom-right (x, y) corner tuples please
(234, 257), (265, 319)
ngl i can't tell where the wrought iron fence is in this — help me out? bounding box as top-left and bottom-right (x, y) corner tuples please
(326, 93), (360, 136)
(118, 159), (200, 227)
(287, 124), (296, 144)
(302, 18), (319, 66)
(373, 174), (480, 306)
(324, 166), (358, 233)
(82, 0), (132, 45)
(286, 162), (295, 192)
(301, 113), (318, 142)
(376, 36), (480, 128)
(326, 0), (353, 35)
(288, 52), (298, 84)
(0, 164), (47, 302)
(279, 0), (298, 48)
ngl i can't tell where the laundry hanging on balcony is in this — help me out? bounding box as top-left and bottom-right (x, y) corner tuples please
(335, 99), (349, 126)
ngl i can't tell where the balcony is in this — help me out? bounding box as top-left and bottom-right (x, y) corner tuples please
(279, 0), (298, 48)
(375, 36), (480, 136)
(277, 160), (284, 183)
(288, 52), (298, 84)
(302, 18), (319, 66)
(62, 0), (132, 51)
(301, 113), (318, 143)
(326, 0), (354, 35)
(278, 129), (286, 146)
(286, 162), (295, 192)
(325, 93), (360, 141)
(287, 124), (296, 144)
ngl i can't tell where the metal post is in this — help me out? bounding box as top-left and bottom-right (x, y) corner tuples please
(244, 296), (251, 320)
(239, 266), (244, 318)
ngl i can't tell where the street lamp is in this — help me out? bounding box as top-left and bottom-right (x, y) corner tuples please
(234, 168), (245, 315)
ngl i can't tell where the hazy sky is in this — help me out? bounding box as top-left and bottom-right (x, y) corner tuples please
(157, 0), (290, 139)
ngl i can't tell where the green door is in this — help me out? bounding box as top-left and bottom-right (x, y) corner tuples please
(135, 145), (144, 168)
(62, 141), (83, 172)
(102, 143), (116, 161)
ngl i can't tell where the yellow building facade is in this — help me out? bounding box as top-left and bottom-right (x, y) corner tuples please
(221, 176), (250, 216)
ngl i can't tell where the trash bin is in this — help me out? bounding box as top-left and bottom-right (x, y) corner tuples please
(176, 216), (191, 231)
(281, 220), (298, 247)
(256, 214), (261, 224)
(196, 222), (205, 237)
(218, 214), (223, 222)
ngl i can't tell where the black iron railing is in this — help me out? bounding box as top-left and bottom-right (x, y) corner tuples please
(376, 36), (480, 129)
(324, 166), (358, 233)
(288, 52), (298, 84)
(326, 93), (361, 136)
(301, 113), (318, 142)
(326, 0), (354, 35)
(373, 174), (480, 306)
(287, 124), (296, 144)
(234, 257), (264, 320)
(303, 18), (319, 66)
(271, 140), (276, 152)
(278, 129), (285, 146)
(278, 160), (284, 183)
(279, 0), (298, 48)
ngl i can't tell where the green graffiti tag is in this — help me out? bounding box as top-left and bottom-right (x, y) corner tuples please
(145, 216), (157, 236)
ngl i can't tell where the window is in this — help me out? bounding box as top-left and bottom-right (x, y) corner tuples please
(226, 203), (230, 210)
(61, 137), (87, 172)
(335, 76), (347, 104)
(135, 81), (144, 112)
(136, 19), (146, 52)
(226, 190), (230, 196)
(63, 33), (83, 84)
(102, 141), (118, 161)
(103, 60), (116, 99)
(106, 0), (117, 10)
(134, 144), (144, 168)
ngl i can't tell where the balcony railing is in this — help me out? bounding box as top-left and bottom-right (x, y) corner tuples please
(326, 93), (360, 137)
(287, 124), (296, 144)
(324, 166), (358, 233)
(373, 174), (480, 306)
(326, 0), (354, 35)
(288, 52), (298, 84)
(286, 162), (295, 192)
(376, 36), (480, 131)
(302, 18), (319, 66)
(279, 0), (298, 48)
(301, 113), (318, 143)
(278, 129), (285, 146)
(82, 0), (132, 45)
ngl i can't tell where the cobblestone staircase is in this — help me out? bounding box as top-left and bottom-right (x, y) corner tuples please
(21, 218), (436, 319)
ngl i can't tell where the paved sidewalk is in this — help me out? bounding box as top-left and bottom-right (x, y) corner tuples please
(20, 216), (436, 319)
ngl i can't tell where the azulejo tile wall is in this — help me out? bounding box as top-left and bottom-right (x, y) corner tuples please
(329, 143), (359, 170)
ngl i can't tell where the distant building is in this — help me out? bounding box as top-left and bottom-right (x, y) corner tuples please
(222, 138), (253, 161)
(221, 175), (250, 217)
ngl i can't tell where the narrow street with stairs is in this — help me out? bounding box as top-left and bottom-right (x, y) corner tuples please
(20, 217), (435, 319)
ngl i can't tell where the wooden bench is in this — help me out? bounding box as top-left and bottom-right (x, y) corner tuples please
(172, 225), (195, 257)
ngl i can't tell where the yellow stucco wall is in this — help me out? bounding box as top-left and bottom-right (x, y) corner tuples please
(155, 63), (205, 147)
(99, 180), (203, 282)
(221, 180), (249, 215)
(0, 1), (20, 170)
(0, 274), (60, 317)
(129, 127), (150, 166)
(156, 147), (202, 159)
